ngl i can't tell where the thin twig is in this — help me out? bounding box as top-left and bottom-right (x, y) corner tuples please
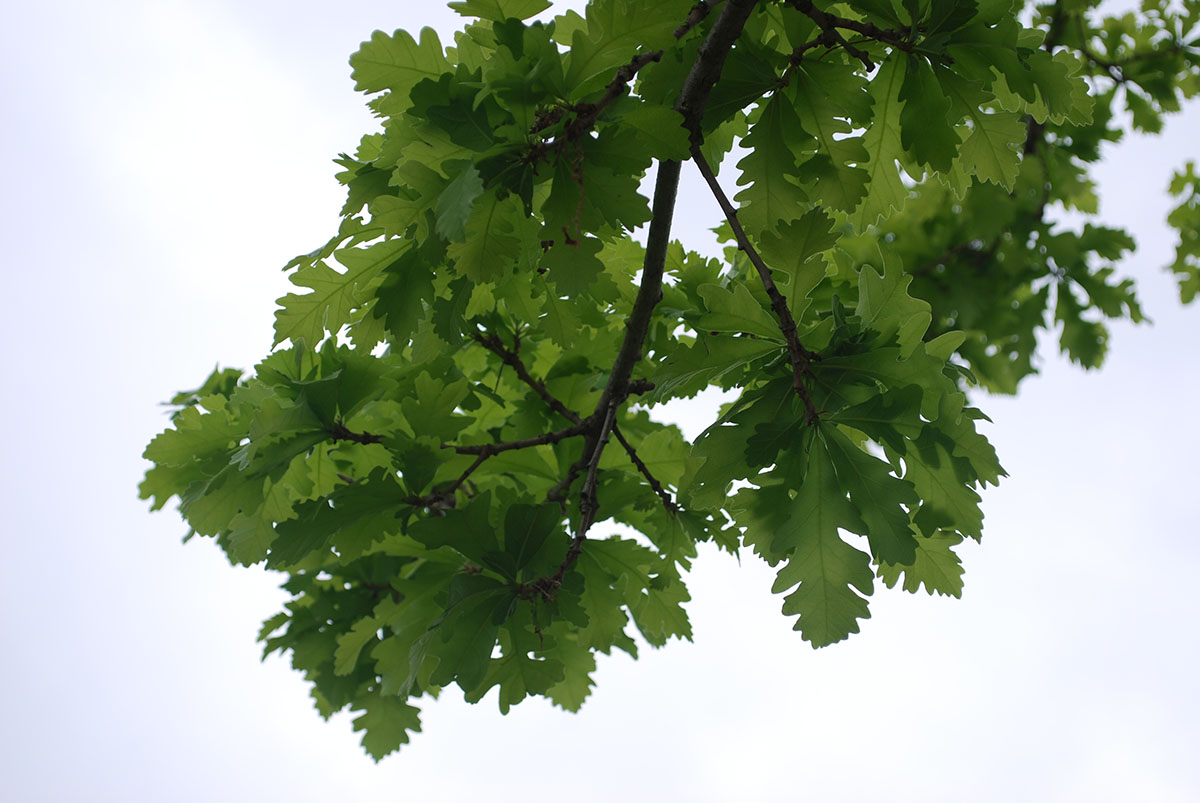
(779, 35), (834, 86)
(403, 452), (491, 510)
(546, 454), (589, 506)
(526, 50), (664, 159)
(449, 421), (592, 456)
(1071, 17), (1184, 85)
(407, 422), (592, 511)
(327, 420), (383, 445)
(613, 425), (681, 513)
(474, 331), (584, 424)
(543, 402), (617, 592)
(689, 145), (820, 424)
(786, 0), (876, 69)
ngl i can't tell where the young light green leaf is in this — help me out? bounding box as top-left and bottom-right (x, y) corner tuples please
(878, 533), (965, 597)
(351, 27), (448, 102)
(448, 0), (552, 21)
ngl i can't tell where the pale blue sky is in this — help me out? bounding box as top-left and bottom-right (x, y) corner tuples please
(2, 2), (1197, 800)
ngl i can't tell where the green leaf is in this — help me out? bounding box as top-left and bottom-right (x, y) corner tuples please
(878, 533), (965, 597)
(822, 426), (919, 565)
(447, 190), (524, 282)
(274, 239), (409, 347)
(791, 64), (871, 212)
(617, 103), (690, 161)
(735, 94), (812, 235)
(650, 335), (782, 403)
(434, 163), (485, 241)
(757, 208), (839, 311)
(829, 384), (925, 454)
(761, 435), (875, 647)
(142, 399), (241, 473)
(544, 237), (605, 296)
(851, 57), (910, 230)
(576, 549), (635, 654)
(697, 283), (783, 341)
(334, 605), (390, 676)
(448, 0), (552, 21)
(899, 56), (959, 173)
(936, 66), (1025, 189)
(544, 637), (597, 711)
(408, 493), (500, 563)
(561, 0), (690, 97)
(503, 503), (563, 578)
(905, 427), (986, 541)
(856, 258), (932, 356)
(351, 27), (449, 105)
(631, 576), (693, 646)
(351, 693), (423, 761)
(463, 627), (565, 713)
(427, 574), (515, 691)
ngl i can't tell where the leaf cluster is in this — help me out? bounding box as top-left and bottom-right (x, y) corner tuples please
(141, 0), (1198, 758)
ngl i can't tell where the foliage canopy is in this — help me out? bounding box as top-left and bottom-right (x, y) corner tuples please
(142, 0), (1199, 758)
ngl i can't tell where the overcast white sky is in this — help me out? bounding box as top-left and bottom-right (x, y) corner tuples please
(2, 1), (1197, 800)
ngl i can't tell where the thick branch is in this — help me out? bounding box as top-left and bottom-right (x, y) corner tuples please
(591, 0), (763, 416)
(594, 0), (763, 455)
(690, 146), (820, 424)
(675, 0), (762, 141)
(530, 0), (762, 598)
(674, 0), (723, 40)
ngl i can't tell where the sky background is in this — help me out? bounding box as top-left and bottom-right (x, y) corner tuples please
(2, 1), (1197, 800)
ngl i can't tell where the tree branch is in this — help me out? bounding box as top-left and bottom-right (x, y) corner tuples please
(689, 145), (820, 424)
(530, 0), (762, 598)
(779, 35), (835, 87)
(450, 421), (592, 456)
(327, 420), (383, 445)
(527, 50), (664, 155)
(1071, 16), (1185, 85)
(404, 421), (593, 512)
(403, 452), (490, 511)
(540, 401), (618, 595)
(613, 425), (681, 513)
(786, 0), (877, 69)
(474, 331), (584, 425)
(593, 0), (763, 453)
(674, 0), (724, 40)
